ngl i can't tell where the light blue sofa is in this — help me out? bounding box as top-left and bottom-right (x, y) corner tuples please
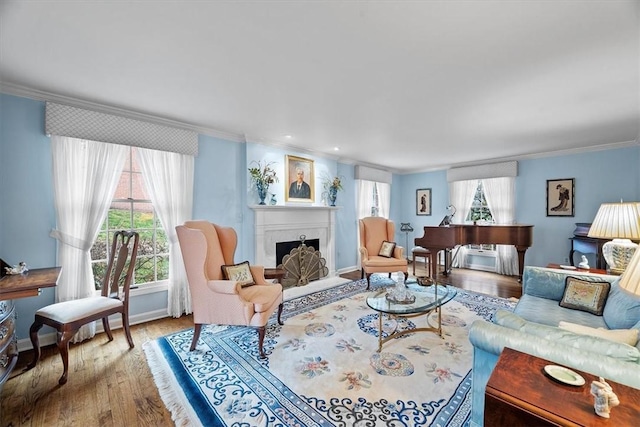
(468, 266), (640, 427)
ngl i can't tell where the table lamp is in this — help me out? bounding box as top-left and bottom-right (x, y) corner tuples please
(587, 202), (640, 275)
(400, 222), (414, 261)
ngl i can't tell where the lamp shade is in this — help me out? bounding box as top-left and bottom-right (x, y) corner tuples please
(588, 202), (640, 275)
(619, 245), (640, 295)
(587, 202), (640, 240)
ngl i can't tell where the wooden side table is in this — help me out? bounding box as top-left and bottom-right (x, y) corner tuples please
(0, 265), (60, 395)
(485, 347), (640, 426)
(546, 263), (608, 275)
(264, 267), (285, 283)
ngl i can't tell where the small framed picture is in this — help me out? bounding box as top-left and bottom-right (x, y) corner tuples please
(416, 188), (432, 216)
(285, 155), (315, 202)
(546, 178), (574, 217)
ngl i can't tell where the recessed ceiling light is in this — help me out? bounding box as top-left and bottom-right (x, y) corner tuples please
(284, 135), (293, 139)
(334, 146), (340, 151)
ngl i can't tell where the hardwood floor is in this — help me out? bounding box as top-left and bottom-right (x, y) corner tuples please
(1, 265), (519, 426)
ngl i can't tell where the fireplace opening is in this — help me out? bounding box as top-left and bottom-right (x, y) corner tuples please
(276, 238), (319, 266)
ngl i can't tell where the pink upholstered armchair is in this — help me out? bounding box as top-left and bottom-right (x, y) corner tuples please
(359, 217), (408, 289)
(175, 220), (283, 358)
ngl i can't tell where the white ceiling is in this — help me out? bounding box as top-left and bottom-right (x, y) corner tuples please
(1, 1), (638, 173)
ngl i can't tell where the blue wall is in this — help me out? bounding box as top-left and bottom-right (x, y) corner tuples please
(2, 92), (639, 342)
(396, 149), (640, 268)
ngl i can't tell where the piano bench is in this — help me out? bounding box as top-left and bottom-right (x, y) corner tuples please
(412, 247), (431, 276)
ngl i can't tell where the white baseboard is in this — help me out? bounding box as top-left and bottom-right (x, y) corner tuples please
(17, 308), (170, 353)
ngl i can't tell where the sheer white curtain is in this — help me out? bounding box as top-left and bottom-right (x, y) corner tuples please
(356, 180), (376, 267)
(448, 180), (478, 267)
(377, 182), (391, 219)
(138, 148), (194, 318)
(50, 136), (128, 342)
(483, 176), (518, 275)
(357, 180), (376, 219)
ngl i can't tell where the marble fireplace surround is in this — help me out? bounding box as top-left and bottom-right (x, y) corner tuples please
(251, 205), (338, 276)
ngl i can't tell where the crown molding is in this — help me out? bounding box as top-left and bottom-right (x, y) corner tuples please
(399, 140), (639, 175)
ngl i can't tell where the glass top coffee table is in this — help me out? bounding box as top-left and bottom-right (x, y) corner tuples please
(366, 281), (457, 352)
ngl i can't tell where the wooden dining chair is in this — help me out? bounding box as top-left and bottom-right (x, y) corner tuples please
(27, 230), (139, 385)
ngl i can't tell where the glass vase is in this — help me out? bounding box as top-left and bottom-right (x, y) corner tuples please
(256, 182), (268, 205)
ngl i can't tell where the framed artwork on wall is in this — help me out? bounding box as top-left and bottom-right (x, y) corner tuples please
(285, 155), (314, 202)
(546, 178), (574, 217)
(416, 188), (432, 216)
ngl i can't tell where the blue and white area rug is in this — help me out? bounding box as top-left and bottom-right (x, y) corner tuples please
(143, 277), (516, 426)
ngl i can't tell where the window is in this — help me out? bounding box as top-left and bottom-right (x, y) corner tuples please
(371, 183), (380, 217)
(466, 181), (495, 251)
(90, 147), (169, 289)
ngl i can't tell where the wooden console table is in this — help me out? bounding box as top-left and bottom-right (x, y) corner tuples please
(0, 266), (60, 394)
(485, 347), (640, 426)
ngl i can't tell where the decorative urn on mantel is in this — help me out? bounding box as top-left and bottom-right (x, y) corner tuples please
(322, 175), (343, 207)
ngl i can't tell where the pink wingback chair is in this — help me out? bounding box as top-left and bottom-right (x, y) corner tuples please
(359, 217), (408, 289)
(176, 220), (283, 358)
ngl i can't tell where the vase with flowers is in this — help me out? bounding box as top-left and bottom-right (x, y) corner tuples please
(322, 175), (343, 206)
(248, 161), (278, 205)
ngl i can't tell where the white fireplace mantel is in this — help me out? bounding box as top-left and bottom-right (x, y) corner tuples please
(250, 205), (339, 275)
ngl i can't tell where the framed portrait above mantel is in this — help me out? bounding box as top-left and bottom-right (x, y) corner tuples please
(546, 178), (574, 217)
(285, 155), (315, 203)
(416, 188), (432, 216)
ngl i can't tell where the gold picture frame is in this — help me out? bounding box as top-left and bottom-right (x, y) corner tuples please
(285, 155), (314, 202)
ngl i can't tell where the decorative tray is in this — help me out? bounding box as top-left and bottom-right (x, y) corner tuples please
(385, 293), (416, 304)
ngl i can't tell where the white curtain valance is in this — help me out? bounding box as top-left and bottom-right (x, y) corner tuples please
(355, 165), (392, 184)
(45, 102), (198, 156)
(447, 161), (517, 182)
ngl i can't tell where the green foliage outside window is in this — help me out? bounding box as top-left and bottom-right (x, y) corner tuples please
(466, 181), (494, 223)
(91, 208), (169, 290)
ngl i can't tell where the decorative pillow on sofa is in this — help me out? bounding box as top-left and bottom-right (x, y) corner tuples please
(221, 261), (255, 287)
(378, 241), (396, 258)
(558, 321), (639, 347)
(559, 277), (611, 315)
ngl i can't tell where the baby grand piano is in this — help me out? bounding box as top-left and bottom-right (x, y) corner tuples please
(414, 224), (534, 280)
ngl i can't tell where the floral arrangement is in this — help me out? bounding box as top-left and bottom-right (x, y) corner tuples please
(322, 175), (343, 192)
(322, 174), (344, 206)
(248, 160), (278, 204)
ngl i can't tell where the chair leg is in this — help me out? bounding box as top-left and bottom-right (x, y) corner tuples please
(190, 324), (203, 351)
(366, 273), (372, 290)
(404, 272), (408, 281)
(277, 303), (284, 325)
(361, 268), (364, 279)
(257, 326), (267, 359)
(102, 317), (114, 341)
(121, 313), (135, 348)
(26, 320), (44, 370)
(56, 329), (77, 385)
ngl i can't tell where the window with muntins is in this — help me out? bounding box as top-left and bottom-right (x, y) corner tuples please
(466, 181), (495, 251)
(90, 147), (169, 289)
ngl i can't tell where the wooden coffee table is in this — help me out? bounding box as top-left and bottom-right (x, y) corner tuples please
(485, 347), (640, 426)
